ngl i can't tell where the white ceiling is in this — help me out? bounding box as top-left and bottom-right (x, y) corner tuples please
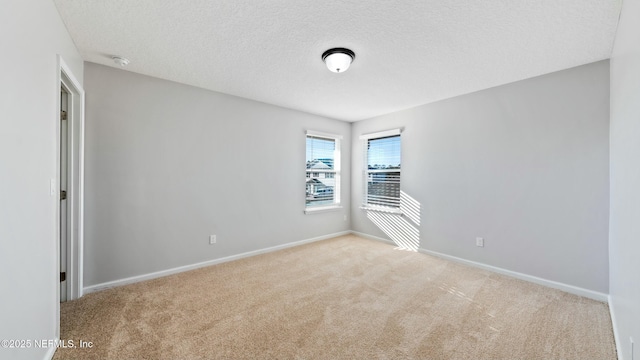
(53, 0), (621, 122)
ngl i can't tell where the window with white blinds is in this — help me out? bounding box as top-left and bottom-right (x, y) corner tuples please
(306, 131), (341, 210)
(361, 130), (401, 209)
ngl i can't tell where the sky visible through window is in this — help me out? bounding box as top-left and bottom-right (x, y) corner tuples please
(305, 135), (400, 167)
(306, 137), (335, 164)
(367, 135), (401, 168)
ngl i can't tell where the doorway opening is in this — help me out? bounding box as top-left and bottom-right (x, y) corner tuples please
(56, 56), (85, 307)
(60, 85), (69, 302)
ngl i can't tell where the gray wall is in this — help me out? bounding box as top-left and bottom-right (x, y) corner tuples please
(609, 0), (640, 357)
(83, 63), (351, 286)
(352, 61), (610, 293)
(0, 1), (84, 359)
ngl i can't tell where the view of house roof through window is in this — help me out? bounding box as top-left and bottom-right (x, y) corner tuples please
(306, 134), (340, 209)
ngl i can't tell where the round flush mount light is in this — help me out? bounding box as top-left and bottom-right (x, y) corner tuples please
(322, 48), (355, 73)
(112, 56), (130, 67)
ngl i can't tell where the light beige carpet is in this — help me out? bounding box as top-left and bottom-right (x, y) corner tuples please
(55, 235), (616, 359)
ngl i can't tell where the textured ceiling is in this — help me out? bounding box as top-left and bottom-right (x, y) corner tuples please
(53, 0), (621, 121)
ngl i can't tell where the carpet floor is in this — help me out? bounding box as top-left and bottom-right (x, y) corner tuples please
(55, 235), (616, 359)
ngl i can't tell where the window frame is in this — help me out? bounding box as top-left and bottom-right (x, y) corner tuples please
(360, 128), (403, 214)
(305, 130), (343, 214)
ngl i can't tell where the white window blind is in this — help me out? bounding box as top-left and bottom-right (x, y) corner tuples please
(306, 131), (341, 209)
(362, 130), (401, 209)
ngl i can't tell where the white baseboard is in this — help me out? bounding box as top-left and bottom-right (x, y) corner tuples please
(351, 231), (609, 302)
(83, 229), (608, 303)
(43, 338), (58, 360)
(609, 295), (623, 360)
(84, 231), (351, 295)
(351, 231), (395, 245)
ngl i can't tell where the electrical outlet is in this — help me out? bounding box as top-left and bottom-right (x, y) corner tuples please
(209, 235), (216, 245)
(344, 215), (347, 221)
(476, 237), (484, 247)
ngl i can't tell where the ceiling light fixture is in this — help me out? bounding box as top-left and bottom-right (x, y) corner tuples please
(112, 56), (130, 67)
(322, 48), (355, 73)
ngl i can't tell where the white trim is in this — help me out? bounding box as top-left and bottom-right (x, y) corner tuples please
(55, 55), (85, 347)
(609, 295), (623, 360)
(83, 231), (351, 294)
(304, 205), (343, 214)
(361, 130), (402, 209)
(306, 131), (341, 210)
(306, 129), (343, 140)
(352, 231), (395, 244)
(43, 337), (59, 360)
(359, 128), (402, 140)
(54, 61), (62, 344)
(359, 206), (403, 215)
(334, 137), (341, 204)
(420, 247), (608, 301)
(351, 231), (608, 302)
(58, 56), (85, 301)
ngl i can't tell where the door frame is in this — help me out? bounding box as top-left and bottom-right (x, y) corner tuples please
(60, 86), (69, 302)
(55, 55), (85, 311)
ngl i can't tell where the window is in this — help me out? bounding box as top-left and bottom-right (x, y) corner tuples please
(306, 131), (341, 212)
(361, 129), (401, 210)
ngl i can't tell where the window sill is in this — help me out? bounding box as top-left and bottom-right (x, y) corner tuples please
(304, 205), (343, 214)
(360, 206), (403, 215)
